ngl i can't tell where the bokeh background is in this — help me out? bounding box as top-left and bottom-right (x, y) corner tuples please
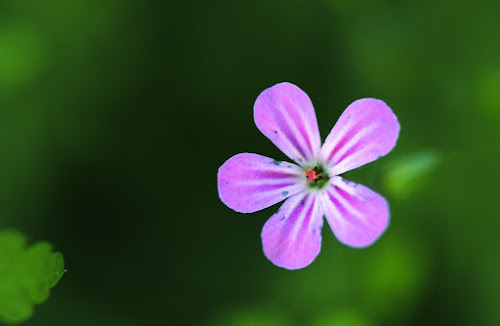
(1, 0), (499, 325)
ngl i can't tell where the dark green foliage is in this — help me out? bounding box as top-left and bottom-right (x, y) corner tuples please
(0, 0), (499, 325)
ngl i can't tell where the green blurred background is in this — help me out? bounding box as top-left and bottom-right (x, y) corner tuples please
(0, 0), (499, 325)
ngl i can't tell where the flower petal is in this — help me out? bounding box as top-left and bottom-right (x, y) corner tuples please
(261, 192), (324, 270)
(320, 98), (400, 175)
(319, 176), (389, 248)
(254, 82), (321, 165)
(217, 153), (305, 213)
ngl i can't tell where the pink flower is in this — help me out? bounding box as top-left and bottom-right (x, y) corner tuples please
(217, 82), (400, 270)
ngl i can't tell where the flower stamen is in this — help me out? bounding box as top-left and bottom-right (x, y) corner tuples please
(304, 167), (324, 183)
(304, 168), (316, 182)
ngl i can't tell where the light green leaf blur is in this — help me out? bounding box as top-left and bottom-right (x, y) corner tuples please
(384, 151), (440, 199)
(313, 308), (375, 326)
(210, 305), (292, 326)
(0, 230), (64, 325)
(0, 22), (48, 92)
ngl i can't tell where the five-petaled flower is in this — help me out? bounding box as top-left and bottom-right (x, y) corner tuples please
(217, 82), (400, 270)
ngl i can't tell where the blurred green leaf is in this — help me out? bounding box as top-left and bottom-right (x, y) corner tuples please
(313, 307), (375, 326)
(0, 23), (47, 92)
(210, 305), (292, 326)
(477, 66), (500, 120)
(0, 230), (64, 324)
(384, 151), (440, 199)
(362, 236), (430, 320)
